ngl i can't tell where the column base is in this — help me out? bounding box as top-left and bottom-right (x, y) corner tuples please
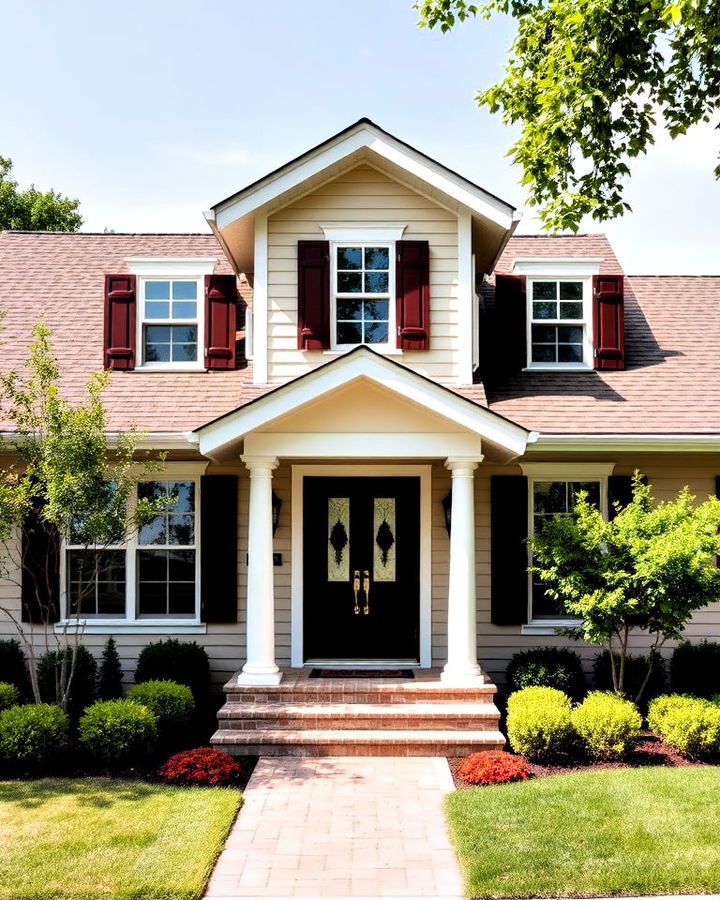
(237, 666), (283, 686)
(440, 665), (485, 686)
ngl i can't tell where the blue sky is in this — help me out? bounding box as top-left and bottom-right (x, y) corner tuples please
(2, 0), (718, 273)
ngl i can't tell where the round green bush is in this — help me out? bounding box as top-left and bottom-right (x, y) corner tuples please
(127, 680), (194, 740)
(571, 691), (642, 760)
(648, 694), (720, 759)
(671, 641), (720, 699)
(506, 648), (586, 701)
(135, 639), (210, 700)
(0, 682), (20, 712)
(78, 699), (158, 762)
(506, 687), (574, 761)
(0, 703), (69, 762)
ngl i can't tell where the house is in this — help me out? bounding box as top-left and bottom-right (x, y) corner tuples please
(1, 119), (719, 755)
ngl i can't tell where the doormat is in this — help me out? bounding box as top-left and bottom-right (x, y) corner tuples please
(309, 668), (415, 679)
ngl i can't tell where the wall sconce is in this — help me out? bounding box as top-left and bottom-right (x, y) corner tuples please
(442, 491), (452, 536)
(272, 491), (282, 536)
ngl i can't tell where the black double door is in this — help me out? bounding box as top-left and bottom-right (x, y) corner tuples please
(303, 477), (420, 662)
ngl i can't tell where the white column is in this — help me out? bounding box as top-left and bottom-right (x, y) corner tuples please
(442, 456), (484, 684)
(238, 455), (282, 685)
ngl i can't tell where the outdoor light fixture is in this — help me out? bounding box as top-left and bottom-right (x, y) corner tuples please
(442, 491), (452, 536)
(271, 491), (282, 536)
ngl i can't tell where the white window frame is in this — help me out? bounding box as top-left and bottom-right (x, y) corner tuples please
(126, 258), (216, 372)
(57, 463), (208, 634)
(520, 462), (614, 634)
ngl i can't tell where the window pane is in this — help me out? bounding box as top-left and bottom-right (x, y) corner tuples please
(365, 272), (389, 293)
(535, 481), (567, 514)
(168, 514), (194, 545)
(139, 517), (167, 546)
(558, 344), (583, 363)
(172, 281), (197, 300)
(146, 281), (170, 300)
(532, 325), (556, 344)
(139, 482), (166, 504)
(146, 325), (171, 343)
(172, 343), (197, 362)
(363, 300), (388, 320)
(532, 282), (556, 301)
(558, 326), (583, 344)
(365, 247), (389, 269)
(169, 549), (195, 581)
(337, 247), (362, 269)
(172, 325), (197, 343)
(531, 344), (555, 362)
(138, 581), (167, 616)
(171, 301), (197, 319)
(68, 549), (126, 617)
(559, 281), (583, 301)
(337, 272), (362, 293)
(533, 301), (556, 319)
(97, 584), (126, 615)
(170, 482), (194, 513)
(337, 300), (363, 320)
(364, 321), (388, 343)
(337, 322), (362, 344)
(138, 549), (167, 580)
(145, 342), (170, 363)
(169, 582), (195, 616)
(146, 301), (169, 319)
(559, 302), (583, 319)
(571, 482), (600, 507)
(533, 581), (563, 617)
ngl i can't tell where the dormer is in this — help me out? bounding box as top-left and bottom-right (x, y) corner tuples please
(204, 119), (519, 386)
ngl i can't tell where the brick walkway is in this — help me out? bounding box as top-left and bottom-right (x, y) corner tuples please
(204, 756), (464, 899)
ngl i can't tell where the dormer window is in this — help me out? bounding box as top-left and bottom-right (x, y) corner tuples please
(142, 279), (201, 366)
(334, 245), (393, 348)
(528, 278), (590, 367)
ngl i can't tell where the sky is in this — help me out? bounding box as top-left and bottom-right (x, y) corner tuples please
(1, 0), (719, 274)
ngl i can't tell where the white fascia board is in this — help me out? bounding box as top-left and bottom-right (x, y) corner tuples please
(245, 432), (483, 459)
(528, 434), (720, 452)
(214, 124), (515, 231)
(0, 431), (200, 451)
(521, 461), (616, 478)
(125, 258), (217, 276)
(196, 350), (529, 457)
(511, 258), (603, 276)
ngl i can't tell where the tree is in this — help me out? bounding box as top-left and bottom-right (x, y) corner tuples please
(531, 474), (720, 701)
(415, 0), (720, 231)
(0, 321), (165, 709)
(0, 156), (82, 232)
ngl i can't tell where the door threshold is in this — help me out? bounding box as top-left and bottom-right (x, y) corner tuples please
(304, 659), (421, 668)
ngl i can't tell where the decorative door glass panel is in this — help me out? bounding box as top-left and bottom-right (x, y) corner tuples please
(327, 497), (350, 581)
(373, 498), (396, 582)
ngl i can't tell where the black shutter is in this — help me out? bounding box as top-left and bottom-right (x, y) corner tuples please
(494, 274), (527, 373)
(608, 474), (647, 518)
(200, 475), (238, 623)
(490, 475), (529, 625)
(715, 476), (720, 501)
(21, 503), (60, 624)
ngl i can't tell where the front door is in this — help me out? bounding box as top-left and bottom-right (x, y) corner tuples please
(303, 476), (420, 662)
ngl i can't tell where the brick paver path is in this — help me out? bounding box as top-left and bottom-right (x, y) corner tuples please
(204, 756), (464, 899)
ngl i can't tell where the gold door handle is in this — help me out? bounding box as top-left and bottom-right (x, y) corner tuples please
(353, 570), (360, 615)
(363, 570), (370, 615)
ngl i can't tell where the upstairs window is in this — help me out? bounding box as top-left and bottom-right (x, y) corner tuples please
(333, 245), (392, 348)
(141, 279), (201, 367)
(528, 278), (590, 368)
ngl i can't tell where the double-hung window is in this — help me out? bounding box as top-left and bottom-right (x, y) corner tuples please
(333, 245), (393, 348)
(528, 278), (590, 368)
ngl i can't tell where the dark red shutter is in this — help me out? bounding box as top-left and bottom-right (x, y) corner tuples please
(200, 475), (238, 623)
(104, 274), (136, 371)
(396, 240), (430, 350)
(21, 503), (60, 624)
(490, 475), (529, 625)
(494, 274), (527, 373)
(593, 274), (624, 370)
(297, 241), (330, 350)
(204, 274), (237, 370)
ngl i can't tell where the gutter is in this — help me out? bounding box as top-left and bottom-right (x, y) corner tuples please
(203, 209), (242, 275)
(526, 433), (720, 453)
(0, 432), (201, 451)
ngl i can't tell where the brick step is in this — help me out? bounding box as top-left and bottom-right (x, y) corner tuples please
(211, 727), (506, 757)
(217, 701), (501, 731)
(223, 684), (497, 705)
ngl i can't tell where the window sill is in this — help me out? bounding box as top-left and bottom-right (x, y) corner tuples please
(521, 619), (582, 636)
(135, 365), (206, 373)
(523, 365), (592, 373)
(322, 348), (404, 357)
(54, 620), (207, 635)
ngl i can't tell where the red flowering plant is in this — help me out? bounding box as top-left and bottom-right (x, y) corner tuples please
(158, 747), (241, 786)
(458, 750), (530, 785)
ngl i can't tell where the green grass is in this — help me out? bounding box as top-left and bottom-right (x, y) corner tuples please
(446, 767), (720, 899)
(0, 778), (241, 900)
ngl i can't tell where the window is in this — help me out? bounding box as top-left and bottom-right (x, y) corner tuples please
(528, 278), (590, 368)
(67, 550), (126, 617)
(333, 245), (392, 348)
(141, 279), (201, 367)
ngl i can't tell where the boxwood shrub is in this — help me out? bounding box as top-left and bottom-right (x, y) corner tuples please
(506, 686), (574, 760)
(127, 680), (194, 742)
(0, 703), (69, 762)
(0, 682), (20, 712)
(78, 699), (158, 762)
(571, 691), (642, 760)
(135, 639), (210, 700)
(648, 693), (720, 758)
(506, 647), (586, 701)
(671, 642), (720, 699)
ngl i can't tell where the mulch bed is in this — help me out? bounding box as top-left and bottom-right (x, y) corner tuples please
(448, 732), (713, 790)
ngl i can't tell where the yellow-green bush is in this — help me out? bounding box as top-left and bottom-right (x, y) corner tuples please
(506, 686), (574, 760)
(506, 685), (571, 714)
(648, 694), (720, 758)
(571, 691), (642, 760)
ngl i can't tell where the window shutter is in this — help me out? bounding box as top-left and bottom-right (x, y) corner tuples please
(204, 274), (237, 370)
(396, 240), (430, 350)
(593, 274), (624, 370)
(104, 274), (136, 371)
(608, 474), (648, 518)
(200, 475), (238, 623)
(21, 503), (60, 624)
(490, 475), (529, 625)
(494, 274), (527, 373)
(716, 476), (720, 501)
(297, 241), (330, 350)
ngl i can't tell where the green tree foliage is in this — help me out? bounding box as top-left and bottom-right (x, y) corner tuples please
(415, 0), (720, 231)
(531, 473), (720, 700)
(0, 157), (82, 232)
(97, 636), (124, 700)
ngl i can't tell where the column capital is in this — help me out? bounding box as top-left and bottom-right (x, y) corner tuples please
(445, 456), (482, 473)
(241, 455), (279, 473)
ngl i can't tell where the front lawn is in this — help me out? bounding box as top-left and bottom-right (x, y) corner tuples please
(446, 767), (720, 899)
(0, 779), (241, 900)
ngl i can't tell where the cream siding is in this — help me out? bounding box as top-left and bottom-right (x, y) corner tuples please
(266, 164), (461, 384)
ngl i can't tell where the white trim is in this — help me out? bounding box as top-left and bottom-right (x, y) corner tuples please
(55, 622), (208, 635)
(126, 257), (217, 276)
(253, 214), (269, 383)
(457, 212), (474, 385)
(528, 434), (720, 452)
(0, 431), (200, 450)
(512, 258), (602, 276)
(291, 464), (432, 669)
(521, 619), (583, 636)
(245, 432), (483, 459)
(520, 462), (616, 479)
(321, 224), (407, 242)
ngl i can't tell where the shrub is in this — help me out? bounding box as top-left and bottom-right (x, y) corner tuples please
(506, 647), (586, 701)
(127, 680), (194, 742)
(593, 650), (667, 706)
(78, 699), (157, 762)
(0, 703), (69, 762)
(97, 636), (124, 700)
(671, 642), (720, 699)
(506, 687), (574, 760)
(571, 691), (642, 760)
(158, 747), (241, 786)
(38, 645), (97, 715)
(135, 639), (210, 700)
(458, 750), (530, 785)
(648, 693), (720, 758)
(0, 682), (20, 712)
(0, 640), (30, 699)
